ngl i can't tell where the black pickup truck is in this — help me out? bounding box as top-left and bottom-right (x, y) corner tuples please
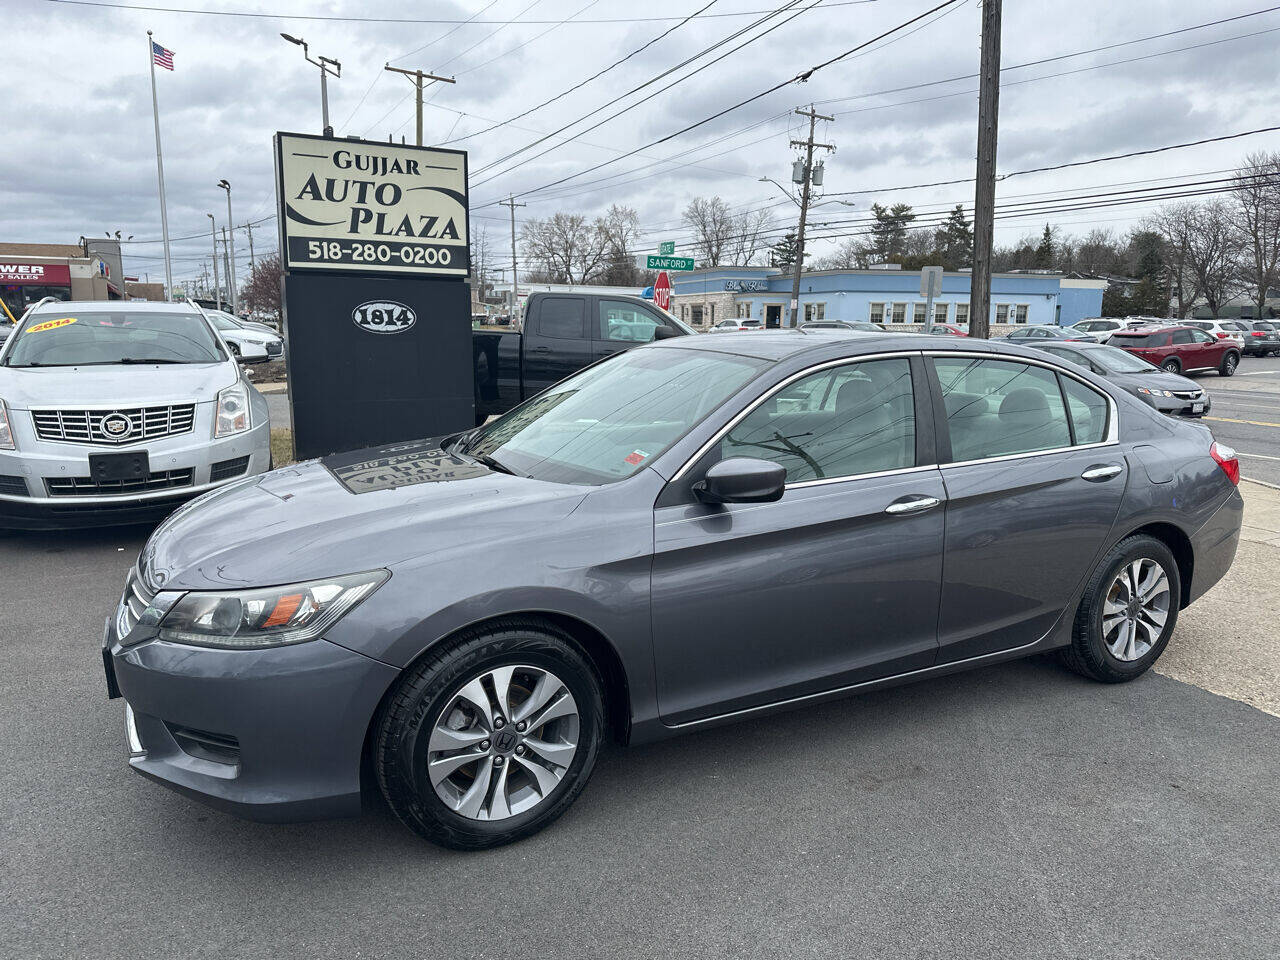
(473, 291), (692, 423)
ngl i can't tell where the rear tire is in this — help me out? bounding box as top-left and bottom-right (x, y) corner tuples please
(1219, 351), (1239, 376)
(374, 619), (605, 850)
(1059, 535), (1180, 683)
(1160, 358), (1181, 374)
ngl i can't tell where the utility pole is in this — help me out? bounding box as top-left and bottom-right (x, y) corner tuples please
(207, 214), (221, 310)
(280, 34), (340, 136)
(788, 105), (835, 328)
(217, 179), (237, 315)
(245, 221), (256, 273)
(970, 0), (1002, 340)
(384, 64), (456, 146)
(499, 196), (526, 324)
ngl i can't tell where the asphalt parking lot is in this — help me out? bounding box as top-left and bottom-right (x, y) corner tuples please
(2, 491), (1278, 958)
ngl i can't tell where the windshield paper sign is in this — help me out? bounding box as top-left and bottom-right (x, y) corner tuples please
(275, 132), (469, 278)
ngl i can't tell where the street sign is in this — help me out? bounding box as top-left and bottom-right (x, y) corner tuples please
(658, 241), (675, 256)
(646, 255), (695, 271)
(653, 271), (672, 311)
(920, 266), (943, 299)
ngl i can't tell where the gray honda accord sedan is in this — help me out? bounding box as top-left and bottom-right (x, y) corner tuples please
(104, 331), (1244, 849)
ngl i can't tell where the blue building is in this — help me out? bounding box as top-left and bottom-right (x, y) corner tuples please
(669, 267), (1106, 330)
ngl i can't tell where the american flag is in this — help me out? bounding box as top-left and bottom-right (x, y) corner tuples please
(151, 41), (174, 71)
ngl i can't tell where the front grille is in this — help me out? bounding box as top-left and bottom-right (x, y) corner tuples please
(116, 567), (156, 639)
(31, 404), (196, 446)
(166, 723), (240, 766)
(45, 468), (194, 497)
(209, 455), (250, 482)
(265, 341), (284, 358)
(1170, 390), (1203, 400)
(0, 474), (27, 496)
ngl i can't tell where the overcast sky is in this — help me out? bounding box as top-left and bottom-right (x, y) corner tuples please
(5, 0), (1279, 287)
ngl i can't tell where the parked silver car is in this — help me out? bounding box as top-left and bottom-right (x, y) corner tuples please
(0, 299), (271, 528)
(202, 309), (283, 363)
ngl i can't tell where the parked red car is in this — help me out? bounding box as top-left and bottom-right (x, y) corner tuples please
(929, 322), (969, 336)
(1109, 324), (1241, 377)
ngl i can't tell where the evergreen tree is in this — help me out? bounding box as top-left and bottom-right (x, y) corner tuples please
(870, 203), (915, 262)
(1034, 224), (1056, 269)
(770, 232), (804, 268)
(934, 204), (973, 270)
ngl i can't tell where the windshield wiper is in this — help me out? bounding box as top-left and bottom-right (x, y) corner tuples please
(116, 357), (188, 364)
(469, 452), (521, 477)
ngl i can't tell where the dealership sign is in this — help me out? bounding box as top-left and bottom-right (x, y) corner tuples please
(275, 132), (469, 278)
(0, 262), (72, 285)
(724, 279), (768, 292)
(352, 300), (417, 334)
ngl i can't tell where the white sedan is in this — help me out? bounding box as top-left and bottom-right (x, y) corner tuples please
(203, 310), (283, 363)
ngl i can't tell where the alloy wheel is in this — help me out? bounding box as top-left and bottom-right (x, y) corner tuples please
(427, 664), (580, 821)
(1101, 558), (1170, 662)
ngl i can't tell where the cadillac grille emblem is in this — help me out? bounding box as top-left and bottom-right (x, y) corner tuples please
(101, 413), (132, 439)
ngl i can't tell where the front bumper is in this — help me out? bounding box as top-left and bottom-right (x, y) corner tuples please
(106, 618), (400, 822)
(0, 415), (270, 528)
(1147, 393), (1211, 418)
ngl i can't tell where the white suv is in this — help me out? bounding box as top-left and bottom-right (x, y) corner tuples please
(0, 300), (271, 529)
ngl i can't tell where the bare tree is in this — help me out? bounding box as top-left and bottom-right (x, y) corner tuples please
(1232, 150), (1280, 321)
(598, 204), (642, 285)
(241, 252), (282, 322)
(727, 208), (775, 265)
(520, 213), (609, 284)
(682, 196), (734, 266)
(1147, 205), (1199, 318)
(1181, 200), (1242, 318)
(470, 226), (492, 306)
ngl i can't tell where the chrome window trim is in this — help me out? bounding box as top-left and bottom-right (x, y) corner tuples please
(668, 350), (923, 484)
(926, 349), (1120, 446)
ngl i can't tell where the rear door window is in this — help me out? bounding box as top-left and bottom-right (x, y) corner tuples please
(598, 300), (661, 343)
(536, 298), (587, 339)
(932, 357), (1071, 461)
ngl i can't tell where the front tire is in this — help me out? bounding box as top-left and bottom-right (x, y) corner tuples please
(1160, 357), (1181, 374)
(374, 619), (605, 849)
(1060, 535), (1180, 683)
(1219, 350), (1239, 376)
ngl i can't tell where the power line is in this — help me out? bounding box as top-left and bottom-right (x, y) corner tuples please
(443, 0), (720, 145)
(41, 0), (879, 24)
(483, 0), (965, 204)
(470, 0), (817, 182)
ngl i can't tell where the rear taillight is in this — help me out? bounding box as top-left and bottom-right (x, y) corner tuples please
(1211, 441), (1240, 486)
(1215, 332), (1228, 338)
(1250, 331), (1264, 337)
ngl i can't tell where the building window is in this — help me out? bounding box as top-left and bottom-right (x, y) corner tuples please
(804, 302), (826, 322)
(995, 303), (1010, 323)
(709, 303), (715, 323)
(891, 302), (907, 324)
(869, 302), (886, 323)
(912, 303), (928, 324)
(934, 302), (949, 324)
(1014, 304), (1029, 324)
(955, 302), (969, 324)
(691, 305), (704, 325)
(737, 301), (750, 319)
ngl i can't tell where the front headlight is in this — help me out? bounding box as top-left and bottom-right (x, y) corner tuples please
(156, 570), (389, 649)
(0, 399), (13, 450)
(215, 383), (250, 437)
(1136, 387), (1173, 398)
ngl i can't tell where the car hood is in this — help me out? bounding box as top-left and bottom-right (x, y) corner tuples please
(0, 363), (235, 409)
(143, 439), (590, 591)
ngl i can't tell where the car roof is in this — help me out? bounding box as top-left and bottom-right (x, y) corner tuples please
(26, 300), (200, 315)
(651, 328), (1000, 362)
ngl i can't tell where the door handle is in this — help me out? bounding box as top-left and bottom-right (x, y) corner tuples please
(885, 495), (941, 516)
(1081, 464), (1123, 482)
(532, 345), (549, 353)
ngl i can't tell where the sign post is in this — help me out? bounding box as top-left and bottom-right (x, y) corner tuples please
(275, 132), (473, 460)
(653, 271), (672, 312)
(920, 266), (943, 332)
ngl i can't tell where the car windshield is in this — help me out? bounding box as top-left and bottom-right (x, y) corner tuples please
(208, 312), (242, 331)
(463, 347), (768, 485)
(1085, 345), (1158, 373)
(3, 310), (225, 367)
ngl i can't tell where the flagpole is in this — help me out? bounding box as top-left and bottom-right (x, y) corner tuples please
(147, 30), (174, 301)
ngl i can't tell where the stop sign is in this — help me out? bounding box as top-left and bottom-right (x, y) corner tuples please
(653, 271), (672, 311)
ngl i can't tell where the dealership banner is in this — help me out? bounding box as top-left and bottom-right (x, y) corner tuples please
(274, 132), (469, 278)
(0, 262), (71, 285)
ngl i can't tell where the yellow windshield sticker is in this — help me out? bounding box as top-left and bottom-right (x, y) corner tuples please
(26, 317), (78, 333)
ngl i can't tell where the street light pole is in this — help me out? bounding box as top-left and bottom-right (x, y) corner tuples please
(206, 213), (221, 311)
(280, 34), (341, 136)
(217, 179), (237, 315)
(383, 64), (456, 146)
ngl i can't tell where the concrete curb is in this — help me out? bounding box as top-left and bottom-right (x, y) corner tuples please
(1240, 479), (1280, 548)
(254, 382), (288, 394)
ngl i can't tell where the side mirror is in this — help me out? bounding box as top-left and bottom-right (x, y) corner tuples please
(654, 325), (681, 340)
(693, 457), (786, 504)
